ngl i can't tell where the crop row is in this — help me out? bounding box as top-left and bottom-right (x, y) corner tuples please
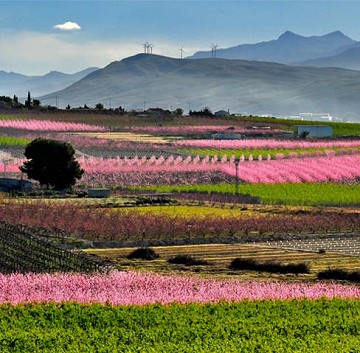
(0, 202), (358, 242)
(0, 300), (359, 352)
(0, 222), (106, 273)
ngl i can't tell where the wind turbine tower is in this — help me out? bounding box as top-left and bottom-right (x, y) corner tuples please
(143, 42), (150, 53)
(179, 46), (185, 59)
(211, 43), (219, 58)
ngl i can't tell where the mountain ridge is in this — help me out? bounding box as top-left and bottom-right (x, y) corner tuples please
(0, 67), (99, 98)
(40, 54), (360, 121)
(188, 31), (357, 65)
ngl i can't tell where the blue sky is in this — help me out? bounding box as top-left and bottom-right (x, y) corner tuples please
(1, 0), (360, 74)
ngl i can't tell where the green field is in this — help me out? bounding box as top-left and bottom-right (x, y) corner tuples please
(0, 136), (30, 147)
(226, 116), (360, 136)
(180, 147), (360, 159)
(0, 300), (358, 352)
(134, 182), (360, 206)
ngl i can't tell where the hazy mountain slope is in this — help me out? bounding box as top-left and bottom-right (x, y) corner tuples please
(41, 54), (360, 121)
(188, 31), (356, 64)
(0, 67), (99, 98)
(298, 46), (360, 70)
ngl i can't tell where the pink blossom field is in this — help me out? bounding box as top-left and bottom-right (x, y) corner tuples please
(2, 153), (360, 184)
(0, 119), (106, 132)
(0, 271), (359, 305)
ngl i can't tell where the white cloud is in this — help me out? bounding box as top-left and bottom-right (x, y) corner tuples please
(54, 21), (81, 31)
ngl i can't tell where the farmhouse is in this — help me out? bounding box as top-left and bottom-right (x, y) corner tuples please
(214, 110), (230, 117)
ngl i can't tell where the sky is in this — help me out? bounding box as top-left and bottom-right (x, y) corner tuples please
(2, 0), (360, 75)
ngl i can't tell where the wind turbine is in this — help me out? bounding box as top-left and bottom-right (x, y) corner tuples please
(211, 43), (219, 58)
(179, 46), (185, 59)
(149, 43), (154, 54)
(143, 42), (150, 53)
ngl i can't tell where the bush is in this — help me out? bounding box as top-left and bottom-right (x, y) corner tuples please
(126, 248), (159, 261)
(229, 258), (310, 274)
(168, 255), (209, 266)
(317, 269), (360, 283)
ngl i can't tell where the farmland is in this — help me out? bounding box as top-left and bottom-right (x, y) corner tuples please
(0, 300), (359, 352)
(0, 111), (359, 352)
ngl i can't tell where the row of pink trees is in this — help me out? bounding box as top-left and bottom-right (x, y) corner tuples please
(0, 271), (359, 305)
(1, 154), (360, 185)
(0, 119), (106, 131)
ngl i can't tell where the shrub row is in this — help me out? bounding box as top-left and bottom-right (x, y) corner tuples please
(317, 269), (360, 283)
(229, 258), (310, 274)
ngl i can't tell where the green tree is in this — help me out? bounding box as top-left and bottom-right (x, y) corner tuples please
(20, 138), (84, 190)
(172, 108), (184, 116)
(95, 103), (104, 110)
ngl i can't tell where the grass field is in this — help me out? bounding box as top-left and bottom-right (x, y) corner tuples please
(135, 182), (360, 207)
(87, 243), (360, 281)
(0, 136), (30, 147)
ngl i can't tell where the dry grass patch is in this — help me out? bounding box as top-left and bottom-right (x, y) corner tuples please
(76, 132), (181, 143)
(86, 243), (360, 281)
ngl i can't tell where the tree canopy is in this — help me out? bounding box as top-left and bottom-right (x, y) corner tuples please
(20, 138), (84, 190)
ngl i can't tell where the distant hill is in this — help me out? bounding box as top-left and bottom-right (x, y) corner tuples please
(298, 45), (360, 71)
(188, 31), (356, 65)
(41, 54), (360, 121)
(0, 67), (99, 99)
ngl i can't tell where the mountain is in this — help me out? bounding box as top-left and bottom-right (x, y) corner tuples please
(188, 31), (356, 64)
(0, 67), (99, 99)
(298, 45), (360, 71)
(41, 54), (360, 121)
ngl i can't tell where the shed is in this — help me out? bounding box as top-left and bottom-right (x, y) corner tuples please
(88, 188), (111, 198)
(0, 178), (33, 192)
(295, 125), (333, 138)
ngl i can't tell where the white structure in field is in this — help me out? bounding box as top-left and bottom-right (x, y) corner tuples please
(295, 125), (333, 138)
(287, 113), (334, 122)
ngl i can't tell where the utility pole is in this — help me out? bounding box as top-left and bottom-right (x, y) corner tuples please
(235, 158), (240, 195)
(109, 98), (112, 109)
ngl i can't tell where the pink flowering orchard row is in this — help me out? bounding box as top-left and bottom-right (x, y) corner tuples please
(2, 154), (360, 184)
(0, 119), (106, 131)
(175, 138), (360, 150)
(0, 271), (359, 305)
(222, 154), (360, 183)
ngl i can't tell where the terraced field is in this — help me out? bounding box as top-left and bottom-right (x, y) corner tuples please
(87, 240), (360, 280)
